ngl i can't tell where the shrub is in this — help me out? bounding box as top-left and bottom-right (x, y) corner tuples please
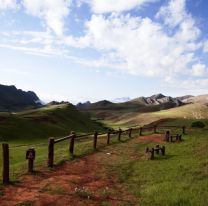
(191, 121), (206, 128)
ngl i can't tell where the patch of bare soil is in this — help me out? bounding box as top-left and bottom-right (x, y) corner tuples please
(137, 134), (164, 143)
(0, 152), (138, 206)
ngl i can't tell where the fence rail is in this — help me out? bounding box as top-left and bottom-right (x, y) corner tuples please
(1, 125), (186, 184)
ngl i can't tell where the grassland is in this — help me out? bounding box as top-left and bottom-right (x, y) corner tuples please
(101, 126), (208, 206)
(0, 103), (106, 181)
(0, 100), (207, 205)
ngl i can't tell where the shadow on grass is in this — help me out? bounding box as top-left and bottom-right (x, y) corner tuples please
(154, 154), (177, 160)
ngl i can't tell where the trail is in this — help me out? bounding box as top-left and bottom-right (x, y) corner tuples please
(0, 134), (163, 206)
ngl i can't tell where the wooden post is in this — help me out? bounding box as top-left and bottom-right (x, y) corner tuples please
(93, 131), (98, 150)
(179, 135), (182, 141)
(48, 138), (54, 168)
(156, 145), (160, 154)
(70, 132), (75, 156)
(162, 146), (165, 156)
(26, 148), (35, 173)
(170, 136), (173, 142)
(118, 129), (122, 141)
(154, 126), (157, 133)
(150, 148), (154, 160)
(128, 128), (132, 138)
(107, 131), (110, 145)
(146, 147), (149, 153)
(182, 126), (186, 134)
(2, 143), (9, 184)
(139, 127), (143, 136)
(165, 131), (170, 142)
(176, 134), (179, 141)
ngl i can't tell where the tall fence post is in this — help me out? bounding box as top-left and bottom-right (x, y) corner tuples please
(107, 131), (111, 145)
(118, 129), (122, 141)
(70, 132), (75, 156)
(129, 128), (132, 138)
(93, 131), (98, 150)
(2, 143), (9, 184)
(182, 126), (186, 134)
(48, 138), (54, 168)
(140, 127), (143, 136)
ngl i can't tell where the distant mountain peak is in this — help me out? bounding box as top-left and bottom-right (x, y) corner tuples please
(0, 84), (42, 112)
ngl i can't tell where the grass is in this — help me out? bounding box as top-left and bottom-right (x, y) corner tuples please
(0, 103), (107, 182)
(0, 103), (104, 142)
(104, 127), (208, 206)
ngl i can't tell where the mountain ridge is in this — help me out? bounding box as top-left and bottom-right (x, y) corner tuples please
(0, 84), (42, 112)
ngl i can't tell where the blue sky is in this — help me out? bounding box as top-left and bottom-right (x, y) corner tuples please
(0, 0), (208, 103)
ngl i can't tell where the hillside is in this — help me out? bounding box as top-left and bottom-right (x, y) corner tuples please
(77, 94), (208, 128)
(0, 103), (104, 142)
(77, 94), (185, 113)
(100, 95), (208, 128)
(0, 84), (41, 112)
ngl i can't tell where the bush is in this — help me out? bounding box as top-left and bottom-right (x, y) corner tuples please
(191, 121), (206, 128)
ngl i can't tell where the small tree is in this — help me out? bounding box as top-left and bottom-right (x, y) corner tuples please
(191, 121), (206, 128)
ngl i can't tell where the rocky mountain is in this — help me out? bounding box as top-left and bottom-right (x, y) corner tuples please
(131, 93), (184, 107)
(77, 94), (186, 115)
(0, 84), (42, 112)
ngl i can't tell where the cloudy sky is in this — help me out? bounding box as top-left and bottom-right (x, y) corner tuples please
(0, 0), (208, 103)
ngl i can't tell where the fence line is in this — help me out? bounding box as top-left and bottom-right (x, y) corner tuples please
(1, 125), (186, 184)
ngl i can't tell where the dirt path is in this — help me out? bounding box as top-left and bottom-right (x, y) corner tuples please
(0, 134), (163, 206)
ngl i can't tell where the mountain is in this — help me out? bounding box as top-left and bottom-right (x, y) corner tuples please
(0, 84), (42, 112)
(131, 93), (184, 107)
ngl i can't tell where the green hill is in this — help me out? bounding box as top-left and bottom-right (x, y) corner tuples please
(0, 103), (104, 142)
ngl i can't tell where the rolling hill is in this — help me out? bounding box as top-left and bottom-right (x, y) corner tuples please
(77, 94), (208, 128)
(0, 103), (104, 142)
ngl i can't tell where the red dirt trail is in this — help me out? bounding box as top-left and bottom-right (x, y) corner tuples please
(0, 134), (163, 206)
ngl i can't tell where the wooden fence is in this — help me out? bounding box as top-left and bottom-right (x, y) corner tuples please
(1, 125), (186, 184)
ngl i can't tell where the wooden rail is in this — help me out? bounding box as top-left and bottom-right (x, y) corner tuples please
(1, 125), (187, 183)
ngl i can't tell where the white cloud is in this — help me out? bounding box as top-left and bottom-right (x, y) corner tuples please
(191, 64), (208, 77)
(67, 11), (201, 78)
(156, 0), (187, 27)
(0, 0), (17, 10)
(22, 0), (71, 35)
(85, 0), (158, 13)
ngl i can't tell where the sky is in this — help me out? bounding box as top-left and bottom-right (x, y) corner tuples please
(0, 0), (208, 104)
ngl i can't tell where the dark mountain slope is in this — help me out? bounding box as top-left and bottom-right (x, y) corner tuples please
(0, 84), (41, 111)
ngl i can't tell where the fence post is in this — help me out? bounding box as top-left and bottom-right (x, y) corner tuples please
(182, 126), (186, 134)
(165, 131), (170, 142)
(139, 127), (143, 136)
(26, 148), (35, 173)
(162, 146), (165, 156)
(93, 131), (98, 150)
(150, 148), (155, 160)
(70, 132), (75, 156)
(118, 129), (122, 141)
(2, 143), (9, 184)
(154, 126), (157, 133)
(128, 128), (132, 138)
(48, 138), (54, 168)
(107, 131), (111, 145)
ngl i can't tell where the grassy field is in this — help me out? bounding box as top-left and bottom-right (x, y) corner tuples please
(0, 102), (207, 206)
(101, 127), (208, 206)
(0, 103), (106, 182)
